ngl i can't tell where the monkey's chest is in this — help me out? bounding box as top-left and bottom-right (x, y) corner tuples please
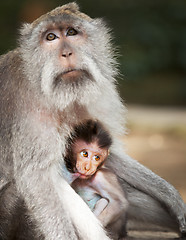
(75, 185), (101, 211)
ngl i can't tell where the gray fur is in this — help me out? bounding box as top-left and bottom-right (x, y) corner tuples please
(0, 2), (185, 239)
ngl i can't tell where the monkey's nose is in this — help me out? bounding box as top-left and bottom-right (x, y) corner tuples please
(84, 165), (89, 171)
(62, 51), (72, 58)
(84, 162), (91, 171)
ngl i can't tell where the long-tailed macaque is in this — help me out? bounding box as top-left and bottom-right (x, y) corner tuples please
(64, 120), (128, 239)
(0, 2), (186, 239)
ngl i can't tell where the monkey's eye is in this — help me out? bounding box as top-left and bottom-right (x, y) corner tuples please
(66, 28), (78, 36)
(46, 33), (58, 41)
(80, 151), (88, 157)
(93, 155), (100, 161)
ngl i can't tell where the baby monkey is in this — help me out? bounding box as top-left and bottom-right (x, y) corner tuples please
(64, 120), (128, 239)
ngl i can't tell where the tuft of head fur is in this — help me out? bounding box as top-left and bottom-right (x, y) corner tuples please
(32, 2), (92, 27)
(20, 2), (91, 36)
(71, 120), (112, 149)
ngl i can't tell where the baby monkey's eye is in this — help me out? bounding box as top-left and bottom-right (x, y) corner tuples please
(46, 33), (58, 41)
(80, 151), (88, 157)
(66, 28), (78, 36)
(93, 155), (100, 161)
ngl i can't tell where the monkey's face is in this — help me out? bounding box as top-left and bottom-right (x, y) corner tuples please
(41, 26), (91, 84)
(20, 8), (117, 109)
(73, 140), (108, 179)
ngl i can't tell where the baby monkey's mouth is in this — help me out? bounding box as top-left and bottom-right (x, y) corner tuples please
(73, 167), (92, 179)
(78, 173), (92, 179)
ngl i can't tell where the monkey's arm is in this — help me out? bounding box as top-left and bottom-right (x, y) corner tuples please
(105, 149), (186, 235)
(91, 169), (128, 227)
(11, 117), (110, 240)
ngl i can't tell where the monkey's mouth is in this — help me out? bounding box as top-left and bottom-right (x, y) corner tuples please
(61, 68), (89, 82)
(62, 69), (82, 78)
(74, 168), (92, 179)
(79, 174), (91, 179)
(55, 69), (93, 86)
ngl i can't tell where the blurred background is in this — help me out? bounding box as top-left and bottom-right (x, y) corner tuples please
(0, 0), (185, 201)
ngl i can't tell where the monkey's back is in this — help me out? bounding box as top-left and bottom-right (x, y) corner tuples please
(0, 50), (28, 175)
(0, 49), (24, 114)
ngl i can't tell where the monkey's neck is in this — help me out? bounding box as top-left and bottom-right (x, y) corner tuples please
(57, 102), (92, 128)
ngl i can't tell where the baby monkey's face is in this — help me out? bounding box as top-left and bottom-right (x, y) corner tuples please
(73, 140), (109, 179)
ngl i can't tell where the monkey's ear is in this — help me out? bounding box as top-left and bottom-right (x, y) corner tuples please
(20, 23), (33, 36)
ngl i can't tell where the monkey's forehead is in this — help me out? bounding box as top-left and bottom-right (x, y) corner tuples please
(32, 2), (92, 27)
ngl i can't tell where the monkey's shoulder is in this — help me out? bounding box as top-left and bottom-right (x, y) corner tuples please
(95, 167), (116, 178)
(93, 168), (118, 184)
(0, 48), (23, 87)
(0, 49), (20, 67)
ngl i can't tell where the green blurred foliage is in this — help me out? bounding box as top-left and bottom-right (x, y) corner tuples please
(0, 0), (186, 106)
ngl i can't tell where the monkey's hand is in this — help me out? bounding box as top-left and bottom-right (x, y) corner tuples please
(93, 198), (109, 217)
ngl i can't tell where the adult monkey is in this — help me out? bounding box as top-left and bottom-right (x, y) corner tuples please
(0, 2), (186, 239)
